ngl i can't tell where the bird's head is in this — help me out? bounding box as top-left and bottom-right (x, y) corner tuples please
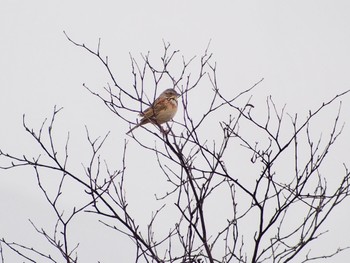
(161, 89), (181, 99)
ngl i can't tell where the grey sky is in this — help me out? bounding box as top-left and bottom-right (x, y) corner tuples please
(1, 1), (350, 262)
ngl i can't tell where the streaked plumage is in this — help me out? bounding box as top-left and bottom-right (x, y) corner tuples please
(126, 89), (180, 134)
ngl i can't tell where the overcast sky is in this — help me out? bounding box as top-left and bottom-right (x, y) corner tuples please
(1, 1), (350, 262)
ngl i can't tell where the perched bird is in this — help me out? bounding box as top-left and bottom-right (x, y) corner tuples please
(126, 89), (181, 134)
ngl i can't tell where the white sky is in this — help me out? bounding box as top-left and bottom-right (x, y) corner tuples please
(1, 1), (350, 262)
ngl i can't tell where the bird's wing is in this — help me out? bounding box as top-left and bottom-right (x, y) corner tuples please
(141, 98), (167, 119)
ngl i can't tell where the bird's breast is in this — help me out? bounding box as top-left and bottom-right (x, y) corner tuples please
(156, 98), (178, 124)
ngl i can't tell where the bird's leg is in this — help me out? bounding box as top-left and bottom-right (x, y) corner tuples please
(156, 124), (166, 134)
(154, 123), (168, 135)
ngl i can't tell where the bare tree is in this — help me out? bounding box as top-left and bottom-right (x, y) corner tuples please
(1, 33), (350, 263)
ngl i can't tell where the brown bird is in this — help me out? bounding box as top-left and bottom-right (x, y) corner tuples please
(126, 89), (180, 134)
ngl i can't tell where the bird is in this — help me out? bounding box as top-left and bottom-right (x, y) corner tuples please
(126, 88), (181, 134)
